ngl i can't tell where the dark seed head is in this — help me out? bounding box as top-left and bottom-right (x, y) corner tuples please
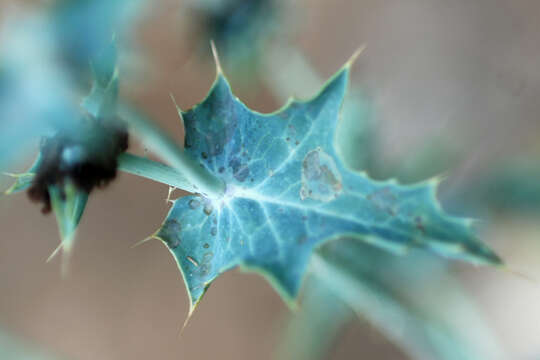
(27, 117), (129, 214)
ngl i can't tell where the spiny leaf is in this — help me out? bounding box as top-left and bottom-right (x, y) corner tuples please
(3, 154), (43, 195)
(51, 0), (146, 76)
(270, 53), (503, 359)
(154, 52), (501, 311)
(81, 39), (119, 119)
(3, 171), (88, 274)
(47, 182), (88, 275)
(44, 40), (121, 265)
(3, 38), (119, 267)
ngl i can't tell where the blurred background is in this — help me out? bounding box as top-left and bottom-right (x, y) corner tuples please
(1, 0), (540, 359)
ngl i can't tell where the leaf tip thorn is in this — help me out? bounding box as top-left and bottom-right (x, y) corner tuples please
(210, 40), (223, 75)
(46, 242), (64, 263)
(178, 302), (198, 339)
(345, 44), (367, 68)
(169, 93), (182, 111)
(131, 235), (157, 249)
(500, 265), (538, 285)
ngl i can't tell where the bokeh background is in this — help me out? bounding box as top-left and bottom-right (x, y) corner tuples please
(1, 0), (540, 359)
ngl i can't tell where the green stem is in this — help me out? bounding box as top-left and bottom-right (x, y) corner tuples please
(3, 154), (195, 195)
(117, 104), (225, 198)
(118, 153), (196, 193)
(310, 253), (428, 359)
(310, 252), (505, 360)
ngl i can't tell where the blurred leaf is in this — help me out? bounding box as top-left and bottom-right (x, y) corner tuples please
(47, 182), (89, 274)
(2, 34), (121, 266)
(312, 239), (507, 360)
(3, 154), (43, 195)
(0, 14), (80, 171)
(4, 163), (89, 274)
(367, 141), (461, 184)
(81, 40), (119, 118)
(0, 0), (145, 171)
(51, 0), (146, 77)
(335, 89), (378, 172)
(189, 0), (278, 74)
(153, 56), (500, 314)
(0, 328), (64, 360)
(445, 159), (540, 216)
(274, 277), (352, 360)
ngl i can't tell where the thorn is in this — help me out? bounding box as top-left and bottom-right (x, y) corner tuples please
(463, 217), (484, 228)
(169, 93), (182, 113)
(46, 239), (74, 278)
(178, 292), (205, 339)
(287, 297), (300, 312)
(431, 171), (450, 186)
(131, 235), (157, 249)
(499, 265), (539, 285)
(421, 172), (450, 200)
(169, 93), (185, 130)
(178, 307), (194, 339)
(46, 242), (63, 263)
(345, 44), (367, 68)
(210, 40), (223, 75)
(166, 186), (177, 204)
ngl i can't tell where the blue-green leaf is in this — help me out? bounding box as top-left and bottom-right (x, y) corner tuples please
(3, 154), (43, 195)
(155, 55), (501, 311)
(4, 169), (88, 273)
(2, 35), (117, 267)
(51, 0), (146, 76)
(47, 182), (88, 273)
(0, 15), (80, 171)
(81, 40), (119, 119)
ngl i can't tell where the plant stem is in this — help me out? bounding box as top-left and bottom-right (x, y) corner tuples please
(310, 252), (505, 360)
(118, 153), (197, 193)
(117, 104), (225, 198)
(310, 253), (427, 359)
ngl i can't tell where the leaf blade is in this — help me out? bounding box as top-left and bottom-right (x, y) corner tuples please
(157, 57), (501, 308)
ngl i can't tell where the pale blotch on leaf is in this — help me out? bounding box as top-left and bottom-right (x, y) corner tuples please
(301, 147), (343, 201)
